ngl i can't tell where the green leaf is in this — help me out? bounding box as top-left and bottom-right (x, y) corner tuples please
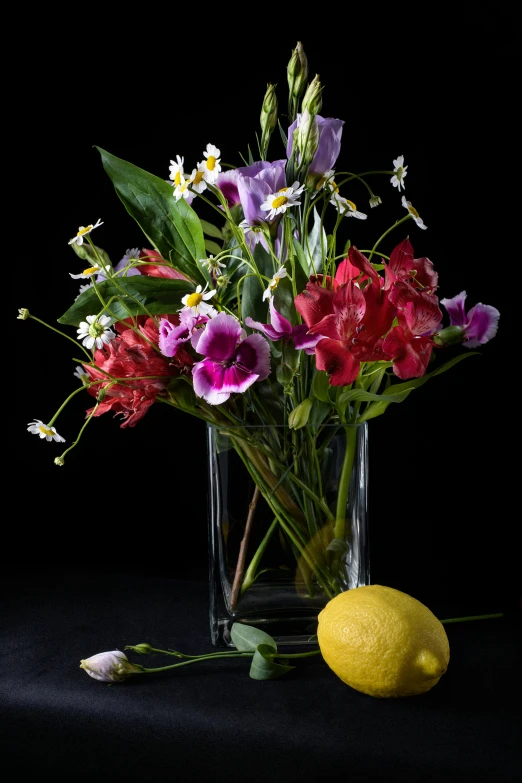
(273, 275), (296, 324)
(312, 371), (332, 403)
(308, 399), (331, 428)
(306, 207), (327, 274)
(200, 219), (224, 239)
(293, 238), (313, 278)
(96, 147), (206, 284)
(326, 538), (349, 554)
(204, 239), (223, 256)
(230, 622), (278, 652)
(58, 276), (192, 326)
(239, 244), (272, 323)
(249, 644), (295, 680)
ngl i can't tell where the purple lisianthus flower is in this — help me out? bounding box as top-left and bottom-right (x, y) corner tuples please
(440, 291), (500, 348)
(287, 115), (344, 177)
(159, 311), (210, 357)
(192, 313), (270, 405)
(216, 161), (279, 207)
(245, 298), (323, 355)
(237, 160), (287, 226)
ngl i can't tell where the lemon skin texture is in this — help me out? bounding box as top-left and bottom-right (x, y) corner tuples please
(317, 584), (450, 698)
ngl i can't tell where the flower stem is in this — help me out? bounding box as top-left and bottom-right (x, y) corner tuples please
(230, 485), (261, 610)
(241, 519), (278, 595)
(440, 613), (504, 624)
(333, 427), (358, 540)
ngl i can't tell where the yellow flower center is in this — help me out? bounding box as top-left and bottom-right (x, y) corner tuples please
(175, 171), (181, 186)
(77, 225), (93, 237)
(39, 424), (54, 437)
(193, 171), (204, 185)
(408, 204), (420, 218)
(270, 276), (281, 290)
(345, 199), (357, 211)
(88, 321), (105, 338)
(187, 292), (203, 307)
(272, 196), (288, 209)
(83, 266), (99, 276)
(207, 156), (216, 171)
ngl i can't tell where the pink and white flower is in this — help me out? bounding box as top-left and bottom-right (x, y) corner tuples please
(192, 313), (270, 405)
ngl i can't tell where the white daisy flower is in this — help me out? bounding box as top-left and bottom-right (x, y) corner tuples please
(70, 265), (104, 280)
(168, 156), (185, 188)
(75, 282), (95, 300)
(187, 168), (208, 195)
(181, 284), (217, 316)
(68, 219), (104, 246)
(74, 365), (90, 385)
(315, 170), (338, 194)
(199, 144), (222, 184)
(402, 196), (427, 229)
(203, 255), (226, 277)
(238, 220), (265, 247)
(263, 266), (288, 301)
(173, 175), (192, 202)
(391, 155), (408, 191)
(330, 194), (367, 220)
(27, 419), (65, 443)
(77, 315), (116, 350)
(260, 181), (305, 221)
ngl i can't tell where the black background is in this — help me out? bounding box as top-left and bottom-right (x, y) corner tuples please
(12, 15), (519, 617)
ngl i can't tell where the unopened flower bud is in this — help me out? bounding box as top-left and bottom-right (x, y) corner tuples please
(260, 83), (278, 137)
(17, 308), (30, 320)
(54, 456), (65, 466)
(124, 643), (155, 655)
(216, 274), (229, 288)
(433, 325), (465, 347)
(79, 650), (144, 683)
(287, 41), (309, 99)
(369, 195), (382, 208)
(297, 110), (320, 168)
(302, 74), (323, 117)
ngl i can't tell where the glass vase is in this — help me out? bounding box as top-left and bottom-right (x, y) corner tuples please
(207, 421), (370, 647)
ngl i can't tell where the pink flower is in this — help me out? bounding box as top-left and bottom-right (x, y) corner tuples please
(245, 298), (322, 354)
(192, 313), (270, 405)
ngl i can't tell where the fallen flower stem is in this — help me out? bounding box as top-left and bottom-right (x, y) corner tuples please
(440, 612), (504, 624)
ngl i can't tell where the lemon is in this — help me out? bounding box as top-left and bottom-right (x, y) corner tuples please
(317, 584), (450, 698)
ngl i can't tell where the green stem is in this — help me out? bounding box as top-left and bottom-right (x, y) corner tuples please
(333, 427), (358, 540)
(26, 315), (92, 361)
(440, 613), (504, 624)
(368, 215), (411, 263)
(241, 518), (278, 594)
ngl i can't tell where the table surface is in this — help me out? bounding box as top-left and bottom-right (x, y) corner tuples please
(1, 571), (520, 782)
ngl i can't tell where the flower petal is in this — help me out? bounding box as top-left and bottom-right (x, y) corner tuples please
(195, 313), (242, 361)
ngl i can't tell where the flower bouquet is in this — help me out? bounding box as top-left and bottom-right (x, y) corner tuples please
(19, 42), (499, 645)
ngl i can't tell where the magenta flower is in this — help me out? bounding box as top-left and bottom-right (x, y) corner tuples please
(192, 313), (271, 404)
(245, 298), (323, 355)
(440, 291), (500, 348)
(159, 311), (210, 357)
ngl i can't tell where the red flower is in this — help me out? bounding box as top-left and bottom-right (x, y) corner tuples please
(138, 248), (190, 281)
(83, 316), (193, 427)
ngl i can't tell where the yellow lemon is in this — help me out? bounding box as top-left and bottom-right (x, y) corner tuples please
(317, 584), (450, 698)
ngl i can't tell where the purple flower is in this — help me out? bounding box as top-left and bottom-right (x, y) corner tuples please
(159, 311), (210, 357)
(192, 313), (270, 405)
(79, 650), (143, 683)
(216, 161), (280, 207)
(236, 160), (287, 226)
(440, 291), (500, 348)
(287, 115), (344, 176)
(246, 298), (323, 355)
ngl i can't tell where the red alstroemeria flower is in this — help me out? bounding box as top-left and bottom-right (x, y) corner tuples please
(138, 248), (191, 281)
(384, 237), (438, 293)
(295, 246), (396, 385)
(382, 280), (443, 379)
(83, 316), (192, 427)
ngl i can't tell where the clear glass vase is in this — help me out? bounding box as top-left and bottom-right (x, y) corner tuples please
(207, 422), (370, 646)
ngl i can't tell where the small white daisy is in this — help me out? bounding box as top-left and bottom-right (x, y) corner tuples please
(391, 155), (408, 191)
(68, 219), (104, 246)
(199, 144), (222, 185)
(70, 264), (104, 280)
(402, 196), (427, 229)
(187, 168), (208, 195)
(181, 284), (217, 316)
(77, 315), (116, 350)
(263, 266), (288, 301)
(168, 156), (185, 188)
(173, 174), (192, 202)
(17, 308), (30, 320)
(73, 365), (90, 385)
(260, 182), (305, 221)
(315, 170), (338, 194)
(330, 194), (367, 220)
(27, 419), (65, 443)
(75, 282), (95, 300)
(203, 255), (226, 277)
(238, 219), (266, 247)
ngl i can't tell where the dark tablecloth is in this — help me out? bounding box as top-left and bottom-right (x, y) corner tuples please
(1, 571), (520, 782)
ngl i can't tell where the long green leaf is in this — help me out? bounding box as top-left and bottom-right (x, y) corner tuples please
(58, 276), (192, 326)
(96, 147), (206, 284)
(249, 644), (295, 680)
(230, 622), (278, 652)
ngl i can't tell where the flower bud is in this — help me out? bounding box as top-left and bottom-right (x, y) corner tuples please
(302, 75), (323, 118)
(288, 397), (314, 429)
(260, 83), (278, 137)
(54, 456), (65, 466)
(433, 325), (465, 346)
(17, 308), (30, 320)
(79, 650), (144, 682)
(287, 41), (309, 100)
(124, 643), (155, 655)
(369, 195), (382, 208)
(297, 110), (320, 168)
